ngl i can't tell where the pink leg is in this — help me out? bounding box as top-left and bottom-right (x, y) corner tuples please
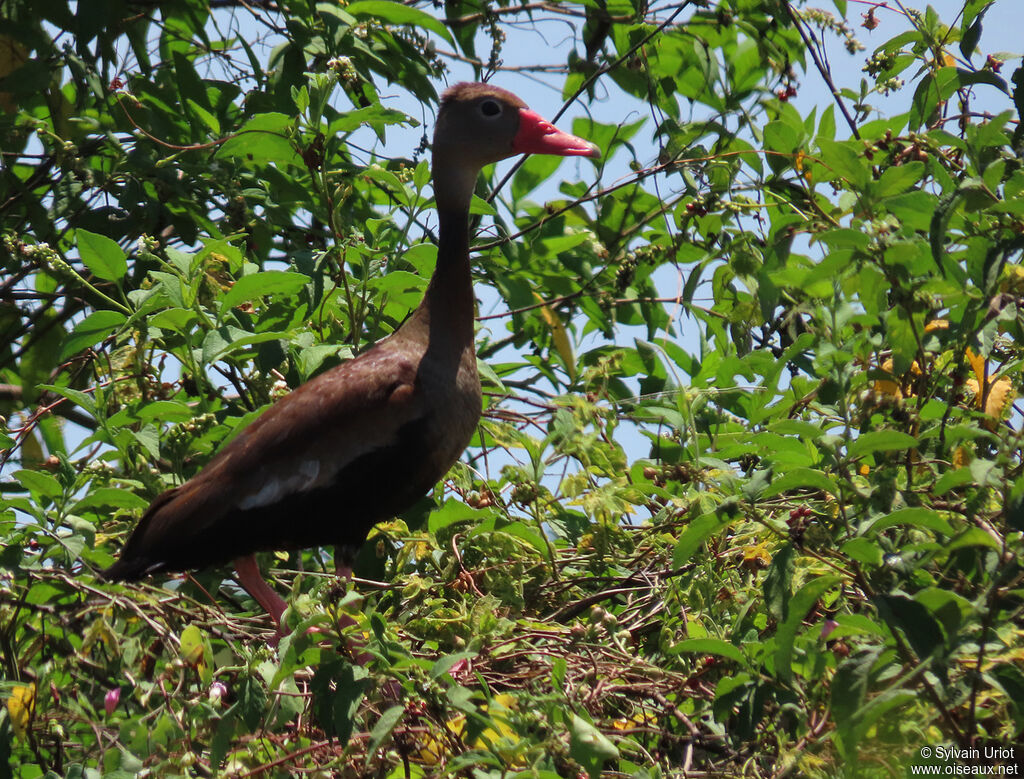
(234, 555), (287, 629)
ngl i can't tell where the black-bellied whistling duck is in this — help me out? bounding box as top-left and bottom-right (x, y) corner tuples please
(103, 83), (599, 630)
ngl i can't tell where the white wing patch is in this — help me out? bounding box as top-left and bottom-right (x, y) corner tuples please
(237, 459), (322, 511)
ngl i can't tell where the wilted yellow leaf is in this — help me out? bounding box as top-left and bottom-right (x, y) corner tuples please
(953, 445), (970, 468)
(7, 683), (35, 739)
(966, 348), (986, 386)
(533, 292), (575, 381)
(966, 376), (1015, 430)
(741, 543), (771, 571)
(414, 693), (522, 766)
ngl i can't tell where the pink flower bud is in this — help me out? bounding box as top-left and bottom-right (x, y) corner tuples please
(209, 681), (228, 705)
(820, 619), (839, 641)
(104, 687), (120, 715)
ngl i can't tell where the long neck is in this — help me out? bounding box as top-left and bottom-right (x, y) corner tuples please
(402, 147), (480, 348)
(403, 207), (475, 349)
(424, 208), (474, 343)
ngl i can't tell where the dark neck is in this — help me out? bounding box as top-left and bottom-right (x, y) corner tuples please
(408, 209), (475, 346)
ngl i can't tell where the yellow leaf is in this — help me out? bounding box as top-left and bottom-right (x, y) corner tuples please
(965, 347), (987, 386)
(179, 624), (205, 667)
(7, 683), (35, 739)
(533, 292), (575, 382)
(741, 543), (771, 570)
(966, 376), (1015, 430)
(985, 377), (1015, 420)
(999, 264), (1024, 295)
(416, 713), (465, 765)
(953, 445), (970, 468)
(874, 377), (902, 399)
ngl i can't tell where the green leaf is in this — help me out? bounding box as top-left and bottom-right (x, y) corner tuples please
(511, 153), (566, 201)
(202, 326), (290, 364)
(36, 384), (97, 418)
(217, 112), (301, 167)
(430, 652), (476, 679)
(817, 138), (869, 188)
(947, 526), (1002, 551)
(764, 543), (795, 622)
(14, 469), (63, 500)
(774, 576), (840, 684)
(863, 508), (954, 537)
(366, 704), (405, 761)
(874, 161), (924, 198)
(179, 624), (205, 667)
(312, 658), (368, 744)
(77, 229), (128, 282)
(428, 498), (496, 534)
(672, 511), (732, 567)
(988, 663), (1024, 725)
(345, 1), (455, 46)
(327, 105), (412, 136)
(73, 488), (149, 512)
(910, 67), (960, 131)
(221, 271), (309, 311)
(841, 537), (884, 567)
(831, 648), (882, 760)
(934, 467), (974, 495)
(60, 310), (126, 360)
(762, 467), (837, 498)
(848, 430), (918, 457)
(569, 714), (619, 778)
(674, 638), (746, 665)
(873, 594), (945, 661)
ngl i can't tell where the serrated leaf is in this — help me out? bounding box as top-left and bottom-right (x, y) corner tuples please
(36, 384), (97, 418)
(60, 310), (126, 360)
(77, 229), (127, 282)
(217, 112), (301, 167)
(221, 270), (309, 311)
(367, 704), (405, 761)
(14, 469), (63, 500)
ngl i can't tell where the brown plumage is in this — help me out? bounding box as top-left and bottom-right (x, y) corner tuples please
(103, 82), (600, 627)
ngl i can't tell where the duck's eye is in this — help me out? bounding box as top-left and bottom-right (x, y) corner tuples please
(480, 99), (502, 118)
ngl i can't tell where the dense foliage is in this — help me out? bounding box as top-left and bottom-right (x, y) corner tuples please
(2, 0), (1023, 775)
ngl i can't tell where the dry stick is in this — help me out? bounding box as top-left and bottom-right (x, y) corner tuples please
(782, 1), (861, 141)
